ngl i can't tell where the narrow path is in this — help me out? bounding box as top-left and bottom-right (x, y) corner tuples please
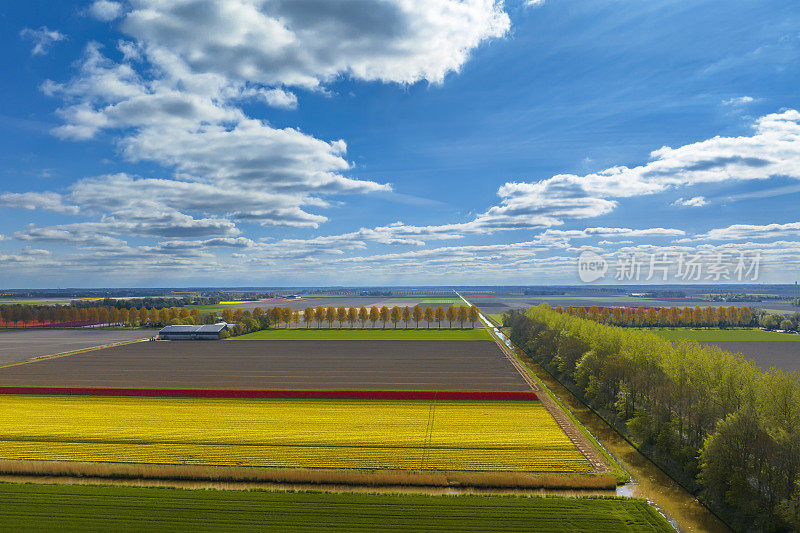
(454, 291), (609, 474)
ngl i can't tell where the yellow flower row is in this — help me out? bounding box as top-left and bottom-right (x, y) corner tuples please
(0, 396), (590, 472)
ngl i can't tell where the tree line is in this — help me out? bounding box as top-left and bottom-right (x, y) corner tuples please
(298, 305), (479, 328)
(555, 305), (754, 328)
(504, 305), (800, 531)
(72, 296), (221, 310)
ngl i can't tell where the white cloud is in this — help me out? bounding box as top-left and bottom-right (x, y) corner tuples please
(525, 0), (546, 7)
(119, 0), (510, 88)
(20, 27), (66, 56)
(258, 88), (297, 109)
(89, 0), (124, 21)
(673, 196), (707, 207)
(0, 192), (79, 214)
(475, 110), (800, 227)
(691, 221), (800, 241)
(722, 95), (755, 106)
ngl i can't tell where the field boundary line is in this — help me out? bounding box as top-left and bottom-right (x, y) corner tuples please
(455, 292), (613, 477)
(0, 338), (150, 370)
(0, 387), (538, 400)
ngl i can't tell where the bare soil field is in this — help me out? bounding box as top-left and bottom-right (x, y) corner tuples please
(701, 341), (800, 372)
(0, 340), (529, 391)
(0, 329), (152, 365)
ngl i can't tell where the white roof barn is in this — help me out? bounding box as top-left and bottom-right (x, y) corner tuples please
(158, 323), (231, 340)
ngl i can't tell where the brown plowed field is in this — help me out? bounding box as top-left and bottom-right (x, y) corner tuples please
(701, 341), (800, 372)
(0, 329), (153, 365)
(0, 340), (529, 391)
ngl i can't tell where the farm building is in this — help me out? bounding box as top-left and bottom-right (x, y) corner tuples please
(158, 323), (231, 340)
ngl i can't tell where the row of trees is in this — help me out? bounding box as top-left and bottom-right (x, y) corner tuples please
(298, 305), (479, 329)
(0, 304), (213, 329)
(505, 305), (800, 531)
(72, 296), (221, 310)
(555, 305), (754, 328)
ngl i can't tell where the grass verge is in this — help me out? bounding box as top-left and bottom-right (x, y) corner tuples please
(0, 460), (615, 490)
(0, 482), (672, 532)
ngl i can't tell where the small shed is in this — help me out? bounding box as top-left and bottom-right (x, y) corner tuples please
(158, 323), (230, 340)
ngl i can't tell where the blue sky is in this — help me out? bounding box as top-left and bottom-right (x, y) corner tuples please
(1, 0), (800, 287)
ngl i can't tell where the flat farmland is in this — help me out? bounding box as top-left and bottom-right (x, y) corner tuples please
(701, 341), (800, 372)
(0, 484), (673, 532)
(0, 329), (152, 365)
(0, 340), (529, 391)
(0, 395), (589, 472)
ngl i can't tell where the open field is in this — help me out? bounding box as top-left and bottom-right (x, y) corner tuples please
(648, 329), (800, 372)
(233, 328), (491, 341)
(652, 328), (800, 342)
(0, 395), (589, 472)
(701, 341), (800, 372)
(0, 483), (673, 532)
(0, 340), (529, 391)
(475, 295), (800, 313)
(0, 329), (153, 365)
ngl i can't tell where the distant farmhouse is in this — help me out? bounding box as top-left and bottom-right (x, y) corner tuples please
(158, 323), (231, 340)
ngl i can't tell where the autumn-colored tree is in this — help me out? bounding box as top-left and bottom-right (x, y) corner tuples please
(221, 309), (234, 323)
(282, 307), (292, 327)
(457, 305), (468, 327)
(336, 306), (347, 328)
(347, 307), (358, 328)
(716, 306), (727, 327)
(379, 306), (389, 328)
(702, 306), (716, 327)
(190, 308), (201, 322)
(680, 307), (692, 326)
(587, 306), (600, 322)
(435, 306), (445, 328)
(253, 307), (264, 317)
(390, 306), (401, 328)
(304, 307), (315, 328)
(179, 307), (190, 319)
(554, 305), (564, 314)
(738, 306), (752, 326)
(158, 308), (169, 325)
(446, 305), (456, 328)
(119, 308), (129, 326)
(692, 306), (703, 326)
(358, 307), (368, 328)
(468, 305), (479, 327)
(623, 308), (634, 326)
(315, 305), (325, 328)
(726, 305), (737, 327)
(326, 307), (336, 328)
(369, 306), (379, 327)
(646, 307), (657, 326)
(424, 306), (434, 328)
(234, 309), (244, 322)
(401, 306), (411, 328)
(599, 308), (611, 324)
(292, 309), (300, 327)
(412, 305), (423, 328)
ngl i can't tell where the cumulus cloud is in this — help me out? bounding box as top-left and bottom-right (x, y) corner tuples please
(690, 221), (800, 241)
(20, 26), (66, 56)
(0, 192), (80, 214)
(119, 0), (510, 87)
(89, 0), (124, 21)
(471, 110), (800, 227)
(673, 196), (707, 207)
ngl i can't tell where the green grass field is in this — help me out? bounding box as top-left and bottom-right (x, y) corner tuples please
(0, 483), (673, 532)
(487, 314), (504, 326)
(651, 328), (800, 342)
(233, 327), (492, 341)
